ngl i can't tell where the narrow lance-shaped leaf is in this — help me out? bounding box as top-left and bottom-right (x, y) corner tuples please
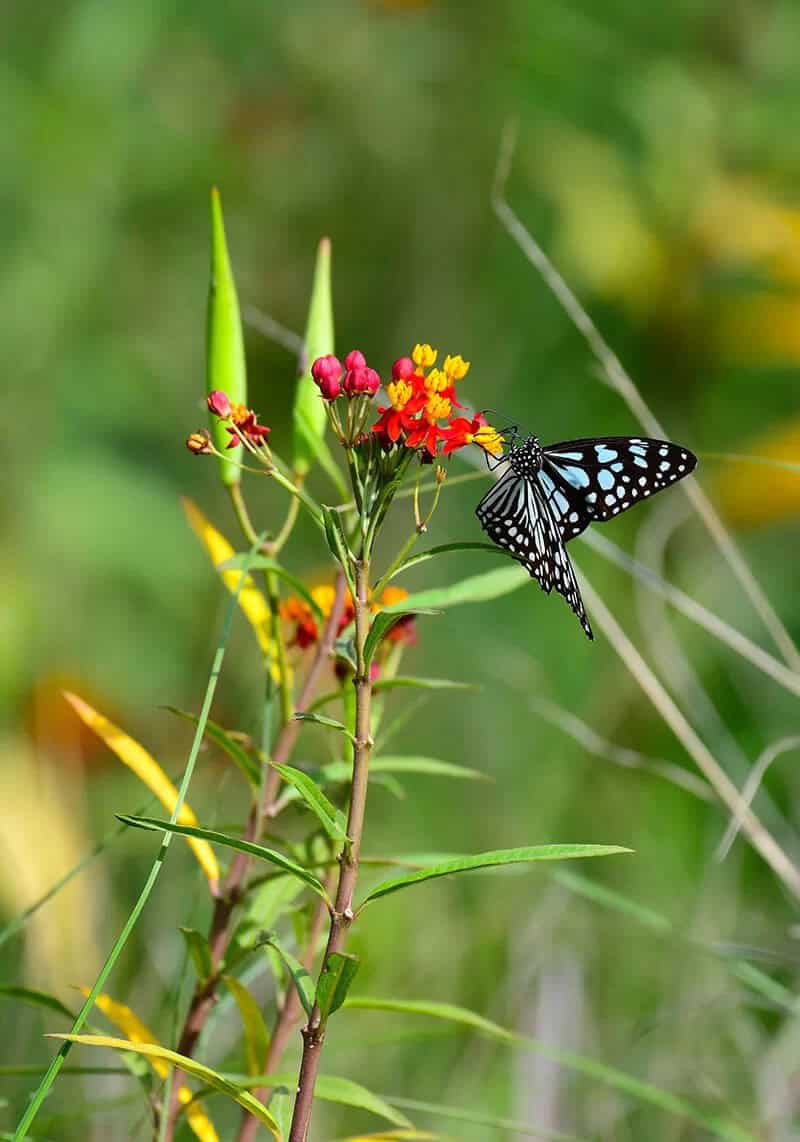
(271, 762), (348, 841)
(320, 757), (488, 784)
(294, 710), (355, 742)
(182, 497), (274, 662)
(363, 609), (440, 668)
(389, 541), (503, 579)
(383, 565), (528, 612)
(117, 815), (329, 901)
(222, 976), (271, 1077)
(0, 986), (75, 1021)
(180, 928), (213, 983)
(165, 707), (261, 788)
(293, 237), (333, 476)
(261, 933), (315, 1018)
(342, 998), (754, 1142)
(239, 1073), (413, 1131)
(81, 990), (219, 1142)
(370, 676), (477, 694)
(207, 187), (247, 487)
(321, 505), (356, 592)
(64, 693), (220, 889)
(49, 1036), (279, 1140)
(315, 952), (360, 1024)
(358, 845), (632, 910)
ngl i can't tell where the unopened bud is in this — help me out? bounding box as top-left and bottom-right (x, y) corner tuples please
(343, 365), (380, 397)
(435, 465), (447, 485)
(186, 430), (213, 454)
(207, 390), (232, 419)
(392, 356), (415, 381)
(311, 354), (342, 387)
(344, 349), (366, 370)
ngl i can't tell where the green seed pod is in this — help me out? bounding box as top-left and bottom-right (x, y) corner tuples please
(206, 188), (247, 486)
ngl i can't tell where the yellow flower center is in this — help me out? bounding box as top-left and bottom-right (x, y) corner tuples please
(230, 402), (249, 423)
(443, 354), (470, 381)
(412, 342), (438, 372)
(424, 368), (448, 394)
(387, 379), (413, 410)
(470, 424), (504, 456)
(425, 394), (451, 423)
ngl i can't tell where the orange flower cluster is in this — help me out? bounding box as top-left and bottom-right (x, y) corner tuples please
(280, 584), (416, 650)
(370, 344), (504, 459)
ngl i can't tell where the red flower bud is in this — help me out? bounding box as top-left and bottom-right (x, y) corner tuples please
(392, 356), (415, 381)
(317, 374), (341, 400)
(344, 365), (381, 397)
(311, 354), (342, 385)
(344, 349), (367, 370)
(207, 390), (232, 419)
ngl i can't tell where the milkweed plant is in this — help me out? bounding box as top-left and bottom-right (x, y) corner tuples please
(13, 191), (633, 1142)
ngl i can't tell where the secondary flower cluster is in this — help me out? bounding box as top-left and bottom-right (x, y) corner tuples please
(311, 343), (504, 459)
(281, 584), (416, 650)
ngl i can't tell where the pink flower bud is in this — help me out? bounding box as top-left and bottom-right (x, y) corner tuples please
(311, 354), (342, 388)
(392, 357), (415, 381)
(207, 390), (232, 419)
(344, 349), (367, 370)
(343, 365), (379, 396)
(364, 367), (380, 395)
(317, 373), (342, 400)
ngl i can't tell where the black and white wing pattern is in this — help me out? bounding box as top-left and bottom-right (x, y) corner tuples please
(475, 470), (593, 639)
(539, 437), (697, 543)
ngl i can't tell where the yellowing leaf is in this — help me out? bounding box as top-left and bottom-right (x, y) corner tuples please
(49, 1034), (280, 1139)
(81, 991), (219, 1142)
(715, 417), (800, 528)
(64, 693), (219, 889)
(182, 497), (274, 661)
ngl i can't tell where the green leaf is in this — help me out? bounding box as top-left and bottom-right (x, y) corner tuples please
(0, 986), (75, 1021)
(293, 237), (333, 477)
(271, 763), (347, 841)
(376, 1094), (582, 1140)
(384, 565), (528, 611)
(342, 999), (754, 1141)
(321, 757), (487, 784)
(390, 541), (503, 578)
(359, 845), (632, 909)
(363, 609), (440, 668)
(248, 1073), (413, 1130)
(261, 933), (315, 1018)
(222, 976), (271, 1076)
(321, 505), (356, 583)
(370, 676), (477, 694)
(180, 928), (212, 983)
(49, 1035), (281, 1139)
(294, 711), (354, 741)
(315, 953), (360, 1024)
(207, 187), (248, 488)
(165, 707), (261, 787)
(217, 559), (325, 623)
(117, 815), (329, 900)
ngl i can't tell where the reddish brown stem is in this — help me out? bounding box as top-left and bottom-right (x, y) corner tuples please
(288, 559), (373, 1142)
(162, 574), (347, 1141)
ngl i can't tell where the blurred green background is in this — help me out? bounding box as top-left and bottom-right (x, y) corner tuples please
(3, 1), (800, 1138)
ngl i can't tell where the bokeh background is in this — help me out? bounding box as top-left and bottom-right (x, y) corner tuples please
(3, 1), (800, 1138)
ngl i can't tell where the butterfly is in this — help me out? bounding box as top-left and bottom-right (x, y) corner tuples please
(475, 433), (697, 640)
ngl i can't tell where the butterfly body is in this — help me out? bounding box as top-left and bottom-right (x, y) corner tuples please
(476, 433), (697, 640)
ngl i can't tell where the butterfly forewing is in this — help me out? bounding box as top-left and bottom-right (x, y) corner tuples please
(541, 437), (697, 540)
(476, 471), (593, 638)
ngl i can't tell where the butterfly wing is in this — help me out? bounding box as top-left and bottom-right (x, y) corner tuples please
(541, 437), (697, 541)
(476, 470), (593, 639)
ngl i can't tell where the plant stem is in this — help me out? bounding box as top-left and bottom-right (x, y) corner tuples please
(160, 557), (347, 1142)
(288, 557), (374, 1142)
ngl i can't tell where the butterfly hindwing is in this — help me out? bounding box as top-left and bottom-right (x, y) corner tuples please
(475, 471), (593, 638)
(541, 437), (697, 540)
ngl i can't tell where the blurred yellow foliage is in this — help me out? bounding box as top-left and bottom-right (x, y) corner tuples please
(81, 990), (219, 1142)
(64, 693), (220, 890)
(715, 417), (800, 528)
(0, 740), (101, 993)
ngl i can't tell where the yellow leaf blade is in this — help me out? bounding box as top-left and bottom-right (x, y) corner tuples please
(64, 693), (219, 888)
(80, 992), (219, 1142)
(182, 497), (272, 655)
(48, 1034), (281, 1140)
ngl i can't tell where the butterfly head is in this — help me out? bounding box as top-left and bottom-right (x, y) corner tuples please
(507, 434), (542, 477)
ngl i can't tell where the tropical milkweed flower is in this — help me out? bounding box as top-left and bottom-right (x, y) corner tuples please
(441, 414), (504, 456)
(280, 584), (356, 649)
